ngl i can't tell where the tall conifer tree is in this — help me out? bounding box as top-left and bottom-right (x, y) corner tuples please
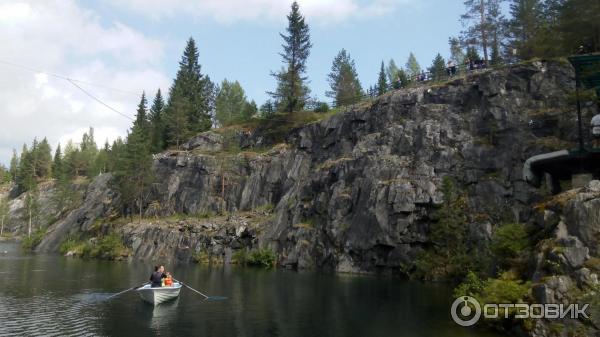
(377, 61), (388, 96)
(268, 1), (312, 113)
(326, 49), (363, 106)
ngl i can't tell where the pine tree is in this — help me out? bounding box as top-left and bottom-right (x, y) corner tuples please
(79, 127), (98, 177)
(429, 53), (447, 81)
(486, 0), (506, 66)
(259, 100), (275, 117)
(377, 61), (388, 96)
(461, 0), (491, 64)
(149, 89), (165, 153)
(52, 144), (63, 180)
(386, 59), (400, 85)
(215, 79), (248, 126)
(92, 141), (110, 176)
(9, 149), (18, 182)
(268, 1), (312, 113)
(326, 49), (364, 106)
(507, 0), (541, 60)
(466, 46), (482, 61)
(23, 188), (40, 239)
(449, 37), (466, 66)
(405, 52), (421, 80)
(165, 37), (214, 145)
(557, 0), (600, 53)
(63, 140), (83, 177)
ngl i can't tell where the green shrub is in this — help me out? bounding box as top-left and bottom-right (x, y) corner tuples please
(455, 271), (531, 319)
(233, 248), (276, 268)
(232, 248), (249, 265)
(21, 228), (47, 251)
(79, 233), (130, 260)
(59, 237), (84, 255)
(491, 223), (530, 262)
(314, 102), (330, 113)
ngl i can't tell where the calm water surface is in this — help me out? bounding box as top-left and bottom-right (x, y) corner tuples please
(0, 242), (503, 337)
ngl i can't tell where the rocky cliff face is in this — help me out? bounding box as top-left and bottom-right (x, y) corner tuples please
(525, 181), (600, 337)
(135, 60), (592, 273)
(31, 60), (598, 274)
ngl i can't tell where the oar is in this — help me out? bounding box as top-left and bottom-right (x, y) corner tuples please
(106, 282), (149, 300)
(174, 279), (227, 301)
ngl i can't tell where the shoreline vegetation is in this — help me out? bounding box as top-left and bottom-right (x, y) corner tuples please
(0, 1), (598, 336)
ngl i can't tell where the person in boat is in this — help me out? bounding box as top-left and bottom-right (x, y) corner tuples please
(150, 265), (166, 287)
(164, 272), (174, 287)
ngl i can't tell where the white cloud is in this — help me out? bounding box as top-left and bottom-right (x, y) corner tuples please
(0, 0), (171, 165)
(108, 0), (415, 24)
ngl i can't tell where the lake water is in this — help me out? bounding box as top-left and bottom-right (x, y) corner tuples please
(0, 241), (503, 337)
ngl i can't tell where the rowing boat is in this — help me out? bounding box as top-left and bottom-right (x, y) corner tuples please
(136, 282), (182, 305)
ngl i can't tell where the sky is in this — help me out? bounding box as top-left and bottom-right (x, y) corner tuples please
(0, 0), (471, 166)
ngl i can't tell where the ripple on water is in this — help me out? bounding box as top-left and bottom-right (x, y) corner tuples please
(0, 291), (104, 336)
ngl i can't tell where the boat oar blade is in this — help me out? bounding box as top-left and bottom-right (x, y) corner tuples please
(205, 296), (228, 301)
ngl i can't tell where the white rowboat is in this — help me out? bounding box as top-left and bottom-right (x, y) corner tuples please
(136, 282), (182, 305)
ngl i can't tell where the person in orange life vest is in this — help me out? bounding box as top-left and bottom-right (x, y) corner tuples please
(164, 272), (173, 287)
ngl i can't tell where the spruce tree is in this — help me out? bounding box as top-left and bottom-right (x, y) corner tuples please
(149, 89), (165, 153)
(164, 98), (191, 149)
(405, 52), (421, 80)
(37, 138), (52, 179)
(377, 61), (388, 96)
(115, 109), (155, 220)
(429, 53), (447, 81)
(326, 49), (364, 106)
(135, 92), (150, 135)
(165, 37), (214, 146)
(268, 1), (312, 113)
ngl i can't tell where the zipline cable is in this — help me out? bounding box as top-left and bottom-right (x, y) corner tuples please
(0, 59), (136, 121)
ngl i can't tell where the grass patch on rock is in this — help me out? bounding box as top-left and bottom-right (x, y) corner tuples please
(21, 228), (47, 251)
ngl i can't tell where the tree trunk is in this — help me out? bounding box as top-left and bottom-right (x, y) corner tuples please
(28, 205), (32, 239)
(139, 187), (143, 223)
(480, 0), (489, 63)
(1, 215), (4, 237)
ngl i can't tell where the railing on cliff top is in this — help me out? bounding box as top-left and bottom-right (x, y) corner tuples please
(329, 61), (505, 110)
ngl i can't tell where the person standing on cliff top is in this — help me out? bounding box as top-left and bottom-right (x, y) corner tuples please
(149, 265), (166, 287)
